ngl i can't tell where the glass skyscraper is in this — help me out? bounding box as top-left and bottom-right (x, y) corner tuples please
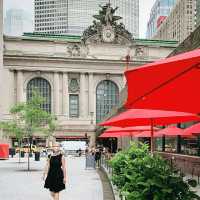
(4, 9), (33, 36)
(34, 0), (139, 38)
(146, 0), (176, 38)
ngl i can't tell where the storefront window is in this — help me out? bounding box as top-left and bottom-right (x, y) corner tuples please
(181, 137), (199, 156)
(155, 137), (162, 151)
(165, 137), (177, 153)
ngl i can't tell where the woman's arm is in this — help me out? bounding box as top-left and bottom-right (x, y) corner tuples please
(43, 157), (50, 180)
(61, 155), (67, 184)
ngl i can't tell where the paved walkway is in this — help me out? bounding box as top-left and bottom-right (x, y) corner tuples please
(0, 155), (103, 200)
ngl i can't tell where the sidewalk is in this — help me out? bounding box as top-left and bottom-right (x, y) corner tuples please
(0, 155), (103, 200)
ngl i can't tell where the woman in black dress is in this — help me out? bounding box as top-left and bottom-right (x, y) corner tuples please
(43, 142), (66, 200)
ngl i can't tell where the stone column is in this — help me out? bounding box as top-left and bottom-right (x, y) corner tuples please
(62, 72), (69, 117)
(88, 73), (94, 119)
(17, 71), (24, 103)
(89, 132), (96, 147)
(54, 72), (60, 116)
(80, 73), (86, 118)
(10, 70), (15, 105)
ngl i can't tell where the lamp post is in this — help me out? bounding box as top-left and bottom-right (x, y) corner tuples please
(27, 125), (32, 171)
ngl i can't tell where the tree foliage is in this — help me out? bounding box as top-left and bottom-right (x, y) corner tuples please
(0, 90), (56, 142)
(110, 142), (200, 200)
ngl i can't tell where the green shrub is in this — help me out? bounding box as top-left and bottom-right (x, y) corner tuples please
(110, 142), (200, 200)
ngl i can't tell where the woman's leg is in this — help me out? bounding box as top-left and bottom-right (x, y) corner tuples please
(54, 192), (59, 200)
(50, 192), (55, 199)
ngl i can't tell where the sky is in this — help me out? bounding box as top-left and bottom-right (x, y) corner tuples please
(3, 0), (156, 38)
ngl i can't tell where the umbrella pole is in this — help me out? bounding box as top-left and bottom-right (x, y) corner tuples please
(130, 132), (133, 141)
(150, 119), (154, 154)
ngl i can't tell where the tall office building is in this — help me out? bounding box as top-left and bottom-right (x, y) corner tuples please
(153, 0), (196, 43)
(34, 0), (68, 35)
(147, 0), (176, 38)
(34, 0), (139, 38)
(196, 0), (200, 27)
(4, 9), (33, 36)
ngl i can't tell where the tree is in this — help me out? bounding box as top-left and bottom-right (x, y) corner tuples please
(110, 142), (200, 200)
(0, 90), (57, 170)
(0, 120), (25, 163)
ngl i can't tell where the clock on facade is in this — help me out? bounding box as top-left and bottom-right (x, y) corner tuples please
(102, 26), (115, 43)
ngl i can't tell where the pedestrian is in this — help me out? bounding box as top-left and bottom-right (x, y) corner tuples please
(78, 148), (82, 157)
(43, 142), (67, 200)
(85, 147), (89, 155)
(95, 148), (101, 168)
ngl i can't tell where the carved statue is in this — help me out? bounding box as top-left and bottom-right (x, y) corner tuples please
(105, 3), (112, 25)
(93, 3), (121, 25)
(67, 44), (81, 57)
(135, 47), (145, 56)
(82, 3), (133, 44)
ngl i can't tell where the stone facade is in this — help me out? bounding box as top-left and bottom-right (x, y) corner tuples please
(0, 3), (178, 146)
(0, 33), (178, 146)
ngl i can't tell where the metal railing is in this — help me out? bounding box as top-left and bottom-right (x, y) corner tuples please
(100, 154), (123, 200)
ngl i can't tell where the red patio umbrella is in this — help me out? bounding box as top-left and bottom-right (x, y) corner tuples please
(183, 122), (200, 135)
(124, 49), (200, 113)
(99, 131), (134, 138)
(155, 126), (193, 137)
(99, 109), (200, 152)
(134, 131), (160, 138)
(134, 127), (193, 138)
(105, 126), (159, 133)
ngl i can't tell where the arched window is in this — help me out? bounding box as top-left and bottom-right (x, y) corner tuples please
(27, 77), (51, 113)
(96, 80), (119, 123)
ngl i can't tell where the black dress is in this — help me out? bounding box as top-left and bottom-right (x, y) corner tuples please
(44, 153), (65, 193)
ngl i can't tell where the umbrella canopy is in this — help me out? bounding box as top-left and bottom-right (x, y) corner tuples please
(183, 122), (200, 135)
(155, 126), (193, 137)
(134, 131), (160, 138)
(105, 126), (159, 133)
(99, 131), (134, 138)
(99, 109), (200, 152)
(135, 127), (193, 138)
(125, 49), (200, 113)
(99, 109), (200, 127)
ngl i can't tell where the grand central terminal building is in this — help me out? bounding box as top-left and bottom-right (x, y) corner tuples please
(0, 4), (178, 146)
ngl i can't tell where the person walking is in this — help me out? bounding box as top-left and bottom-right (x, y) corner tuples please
(43, 142), (67, 200)
(95, 148), (101, 168)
